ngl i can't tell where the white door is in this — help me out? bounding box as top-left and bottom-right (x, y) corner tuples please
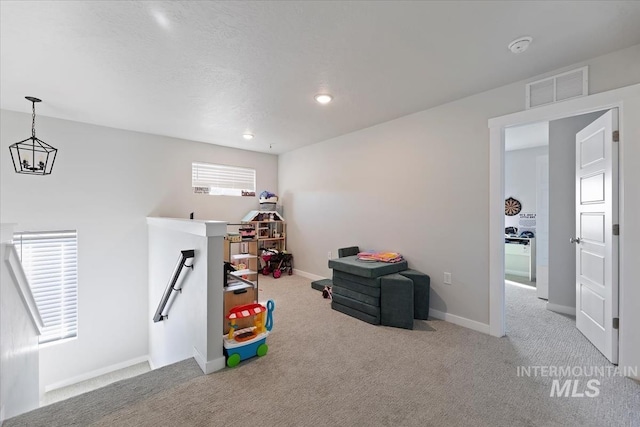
(574, 109), (618, 363)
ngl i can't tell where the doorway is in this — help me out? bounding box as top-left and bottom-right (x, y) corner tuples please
(503, 122), (548, 295)
(502, 111), (613, 358)
(488, 88), (632, 365)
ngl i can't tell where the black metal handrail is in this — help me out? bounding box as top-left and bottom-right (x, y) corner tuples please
(153, 249), (195, 322)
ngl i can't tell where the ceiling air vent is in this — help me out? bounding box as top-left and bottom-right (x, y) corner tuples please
(525, 66), (588, 109)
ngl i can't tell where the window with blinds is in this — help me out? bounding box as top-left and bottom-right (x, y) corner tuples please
(192, 162), (256, 196)
(13, 230), (78, 344)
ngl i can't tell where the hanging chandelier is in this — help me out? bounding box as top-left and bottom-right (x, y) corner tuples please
(9, 96), (57, 175)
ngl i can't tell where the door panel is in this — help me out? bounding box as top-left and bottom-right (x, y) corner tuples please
(580, 173), (604, 203)
(575, 109), (618, 363)
(580, 130), (605, 167)
(579, 284), (605, 327)
(580, 213), (605, 243)
(580, 250), (604, 286)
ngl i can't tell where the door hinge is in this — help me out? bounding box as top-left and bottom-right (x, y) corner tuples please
(613, 224), (619, 236)
(613, 318), (619, 329)
(612, 130), (619, 142)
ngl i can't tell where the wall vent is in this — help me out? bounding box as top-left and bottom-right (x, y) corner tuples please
(525, 66), (588, 109)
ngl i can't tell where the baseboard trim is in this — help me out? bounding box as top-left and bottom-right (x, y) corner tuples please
(44, 355), (149, 393)
(429, 309), (490, 334)
(292, 269), (326, 281)
(505, 279), (536, 290)
(193, 347), (226, 374)
(505, 269), (530, 277)
(546, 302), (576, 316)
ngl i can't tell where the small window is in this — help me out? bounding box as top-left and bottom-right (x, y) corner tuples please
(192, 162), (256, 196)
(13, 230), (78, 344)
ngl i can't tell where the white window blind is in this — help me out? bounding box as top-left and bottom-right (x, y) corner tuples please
(13, 230), (78, 344)
(192, 162), (256, 196)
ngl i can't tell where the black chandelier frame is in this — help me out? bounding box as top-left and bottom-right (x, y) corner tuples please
(9, 96), (57, 175)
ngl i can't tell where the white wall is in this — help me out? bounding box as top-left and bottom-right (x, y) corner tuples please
(619, 95), (640, 377)
(147, 219), (225, 374)
(0, 230), (39, 421)
(279, 86), (521, 324)
(547, 111), (606, 310)
(279, 44), (640, 327)
(504, 146), (548, 230)
(0, 112), (278, 390)
(148, 227), (208, 369)
(535, 154), (549, 297)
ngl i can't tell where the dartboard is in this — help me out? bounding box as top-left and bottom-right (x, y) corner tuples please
(505, 197), (522, 216)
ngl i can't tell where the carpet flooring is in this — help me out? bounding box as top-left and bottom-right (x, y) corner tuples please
(6, 275), (639, 426)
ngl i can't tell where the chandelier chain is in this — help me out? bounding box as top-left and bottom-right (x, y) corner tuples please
(31, 101), (36, 137)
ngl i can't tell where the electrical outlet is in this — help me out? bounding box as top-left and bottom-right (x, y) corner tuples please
(444, 272), (452, 285)
(328, 251), (332, 260)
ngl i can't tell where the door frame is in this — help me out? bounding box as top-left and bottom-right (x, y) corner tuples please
(488, 85), (639, 355)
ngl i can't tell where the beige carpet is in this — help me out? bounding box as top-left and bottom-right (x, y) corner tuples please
(6, 275), (639, 426)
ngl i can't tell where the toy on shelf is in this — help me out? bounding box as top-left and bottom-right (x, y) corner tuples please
(223, 300), (275, 368)
(259, 190), (278, 204)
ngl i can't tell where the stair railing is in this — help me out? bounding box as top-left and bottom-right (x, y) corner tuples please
(4, 243), (44, 333)
(153, 249), (195, 322)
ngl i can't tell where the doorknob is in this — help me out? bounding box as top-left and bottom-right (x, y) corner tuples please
(570, 237), (582, 244)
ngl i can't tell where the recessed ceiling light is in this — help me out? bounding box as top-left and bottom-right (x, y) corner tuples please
(243, 133), (254, 140)
(508, 36), (533, 54)
(314, 94), (333, 104)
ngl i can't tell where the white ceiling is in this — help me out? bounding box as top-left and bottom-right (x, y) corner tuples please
(505, 122), (549, 151)
(2, 1), (640, 154)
